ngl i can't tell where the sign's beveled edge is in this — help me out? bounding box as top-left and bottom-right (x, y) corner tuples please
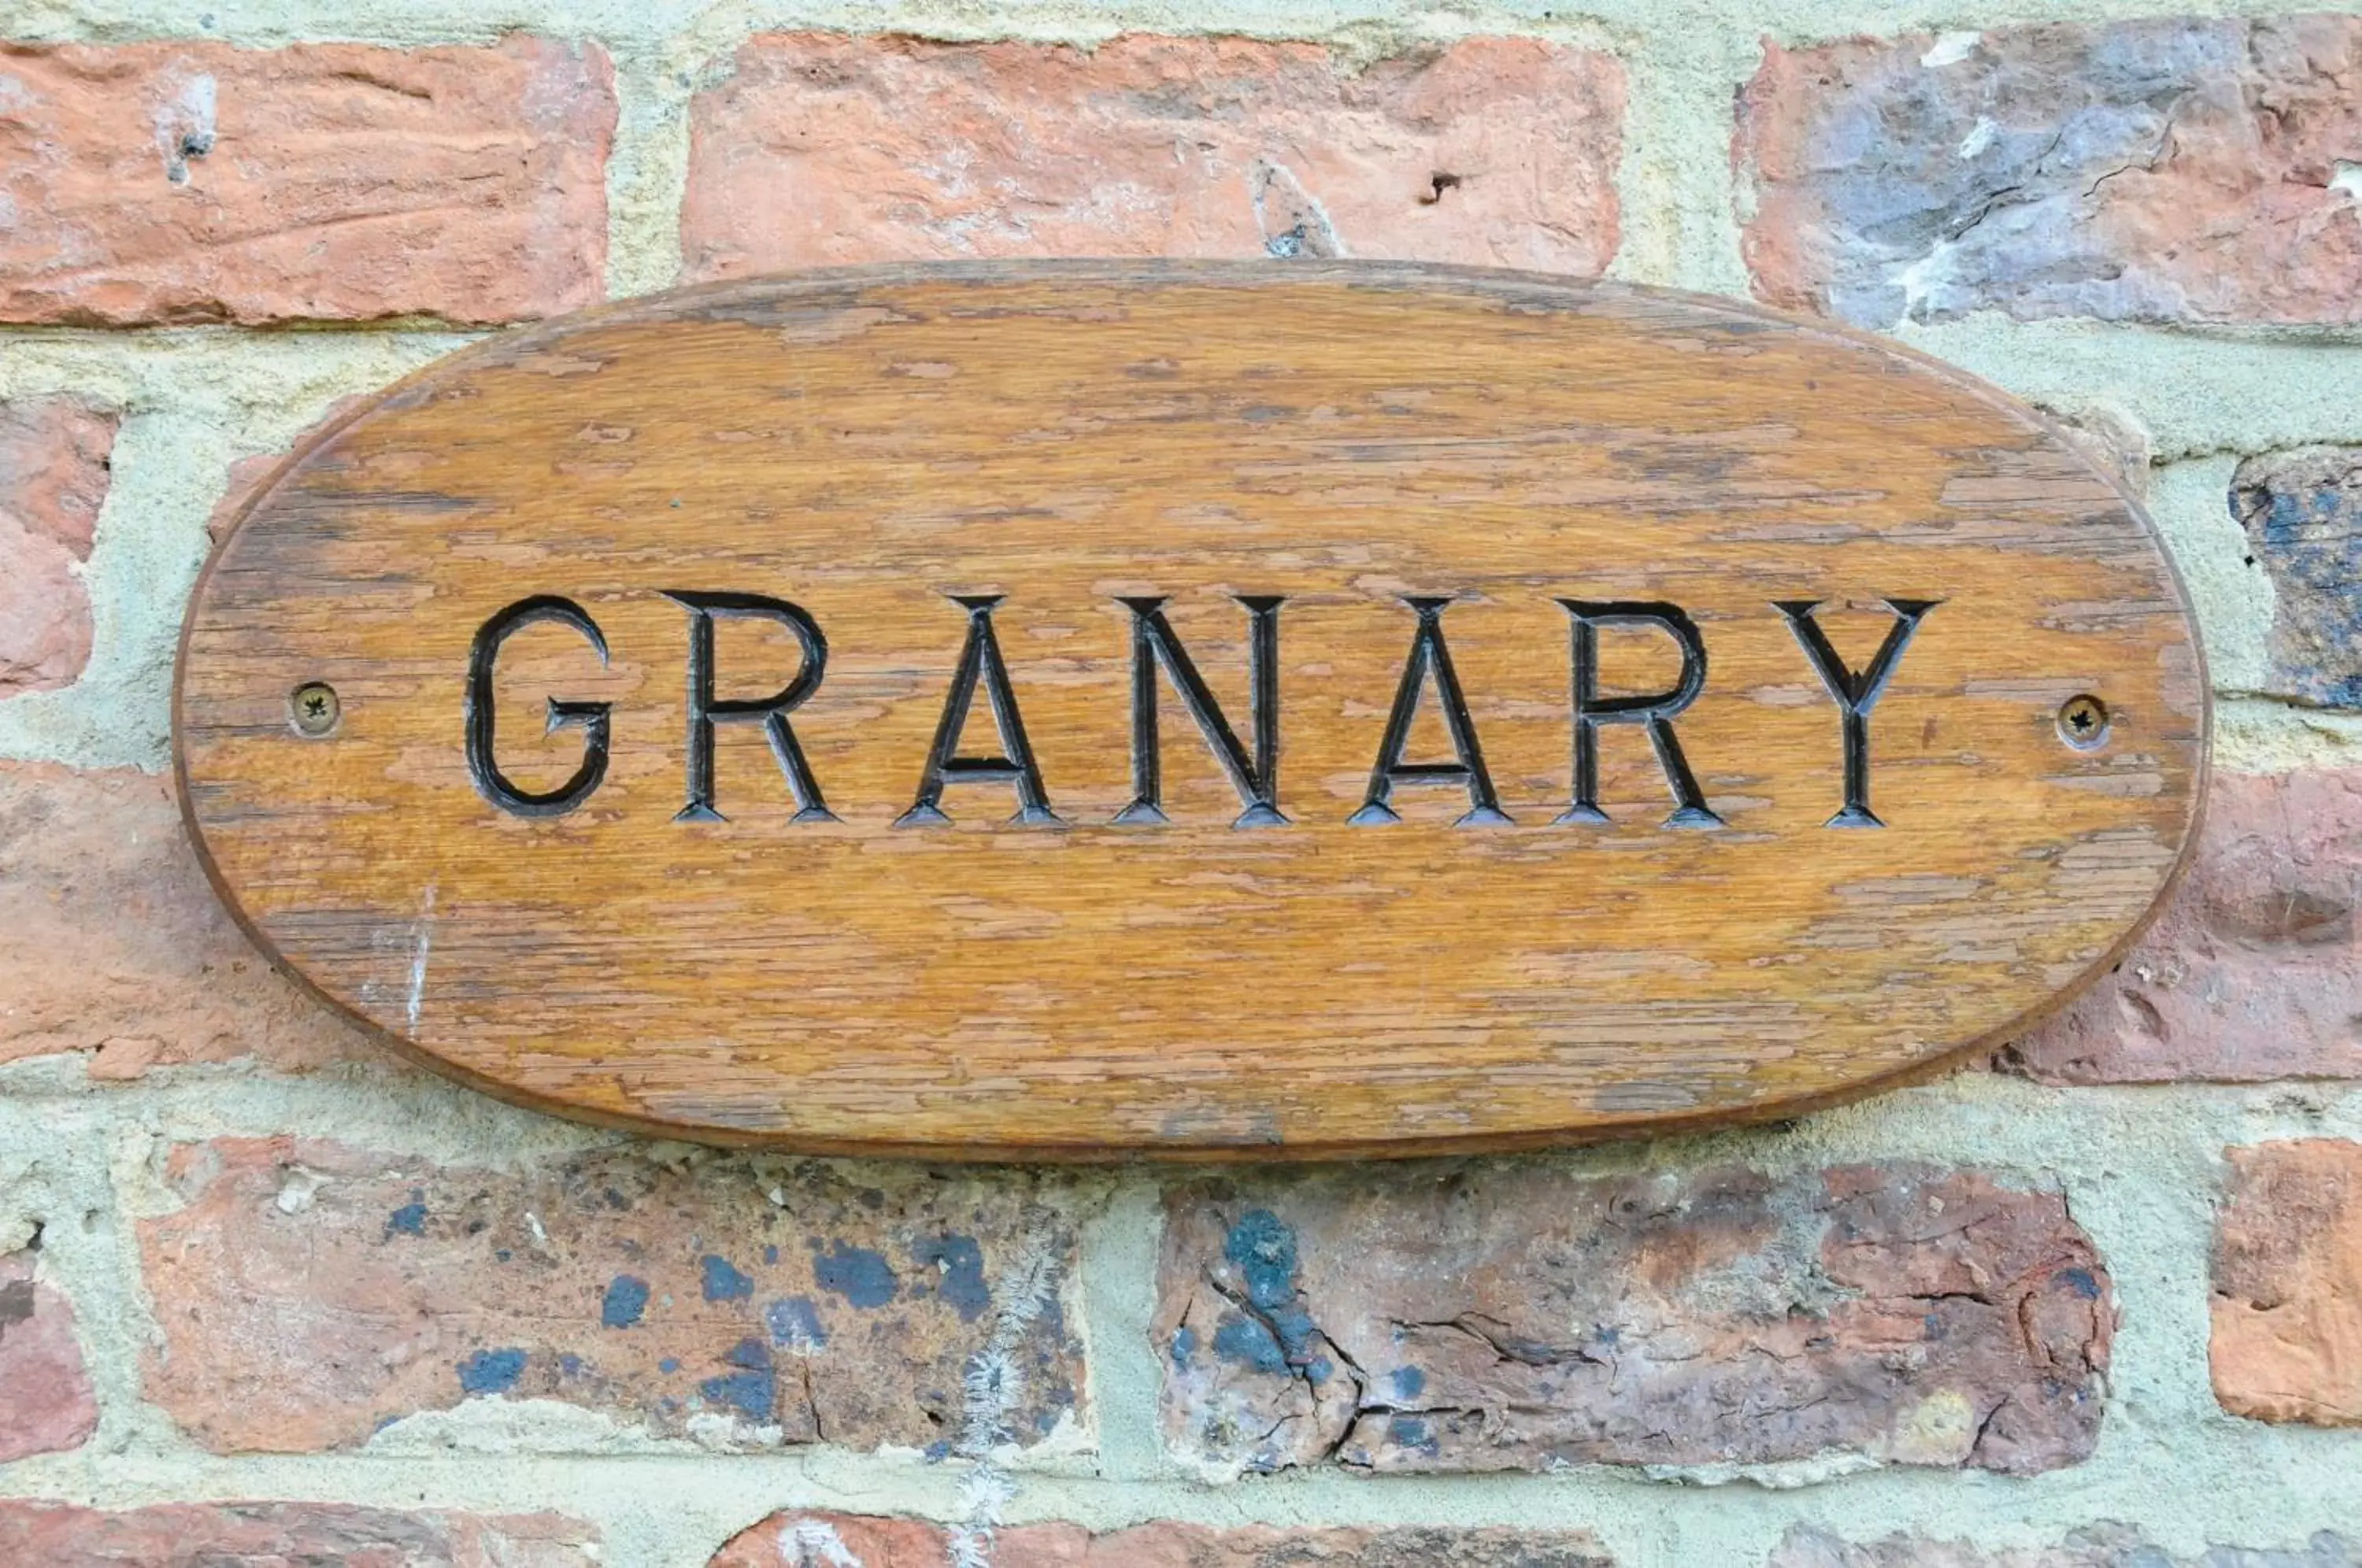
(170, 258), (2215, 1163)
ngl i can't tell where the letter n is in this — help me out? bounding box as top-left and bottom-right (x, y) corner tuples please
(1113, 596), (1285, 828)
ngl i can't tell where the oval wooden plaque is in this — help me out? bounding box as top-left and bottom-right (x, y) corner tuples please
(177, 262), (2207, 1159)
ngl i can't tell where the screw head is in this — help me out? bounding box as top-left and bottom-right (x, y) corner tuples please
(2058, 693), (2109, 749)
(290, 682), (340, 737)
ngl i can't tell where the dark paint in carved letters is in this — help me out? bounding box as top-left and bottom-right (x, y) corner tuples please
(465, 591), (1938, 831)
(173, 261), (2208, 1158)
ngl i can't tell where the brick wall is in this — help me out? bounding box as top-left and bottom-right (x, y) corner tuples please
(2, 3), (2360, 1565)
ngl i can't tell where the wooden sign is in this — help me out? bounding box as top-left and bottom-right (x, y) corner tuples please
(176, 262), (2207, 1159)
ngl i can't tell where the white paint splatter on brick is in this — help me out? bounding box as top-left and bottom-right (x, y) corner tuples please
(1920, 31), (1982, 68)
(273, 1164), (328, 1215)
(150, 72), (217, 184)
(945, 1205), (1064, 1568)
(1249, 157), (1346, 259)
(779, 1517), (863, 1566)
(2332, 161), (2362, 213)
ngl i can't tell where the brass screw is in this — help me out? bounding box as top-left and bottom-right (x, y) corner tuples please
(2058, 693), (2108, 749)
(291, 682), (340, 737)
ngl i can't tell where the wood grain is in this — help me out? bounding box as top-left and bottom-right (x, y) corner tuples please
(175, 262), (2208, 1159)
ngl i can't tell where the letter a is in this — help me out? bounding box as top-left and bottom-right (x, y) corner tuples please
(898, 595), (1061, 827)
(1349, 597), (1509, 827)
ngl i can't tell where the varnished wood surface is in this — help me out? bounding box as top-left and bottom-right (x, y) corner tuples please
(176, 262), (2208, 1159)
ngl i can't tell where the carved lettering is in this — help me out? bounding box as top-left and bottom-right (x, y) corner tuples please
(462, 588), (1957, 834)
(1349, 597), (1509, 827)
(898, 595), (1062, 827)
(661, 590), (834, 824)
(1776, 598), (1939, 828)
(1557, 600), (1721, 830)
(1114, 595), (1285, 828)
(465, 595), (613, 818)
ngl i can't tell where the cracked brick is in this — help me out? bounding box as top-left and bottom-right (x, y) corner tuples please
(1737, 17), (2362, 326)
(1158, 1163), (2111, 1477)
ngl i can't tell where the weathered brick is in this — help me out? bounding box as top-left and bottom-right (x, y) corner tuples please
(0, 763), (373, 1075)
(2231, 448), (2362, 707)
(138, 1137), (1083, 1453)
(1998, 770), (2362, 1083)
(2212, 1138), (2362, 1425)
(712, 1511), (1612, 1567)
(0, 36), (613, 325)
(0, 1502), (598, 1566)
(1737, 18), (2362, 327)
(0, 1246), (97, 1463)
(1159, 1164), (2109, 1477)
(1772, 1524), (2359, 1566)
(0, 398), (117, 698)
(682, 34), (1622, 279)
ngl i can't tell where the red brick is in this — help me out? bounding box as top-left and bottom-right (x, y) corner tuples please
(0, 1247), (97, 1463)
(1160, 1164), (2110, 1477)
(2212, 1138), (2362, 1425)
(2231, 448), (2362, 708)
(0, 398), (117, 697)
(0, 763), (373, 1075)
(1999, 770), (2362, 1083)
(137, 1137), (1083, 1453)
(1736, 18), (2362, 327)
(1770, 1525), (2357, 1566)
(0, 1502), (597, 1566)
(681, 34), (1622, 279)
(0, 36), (613, 325)
(711, 1511), (1613, 1567)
